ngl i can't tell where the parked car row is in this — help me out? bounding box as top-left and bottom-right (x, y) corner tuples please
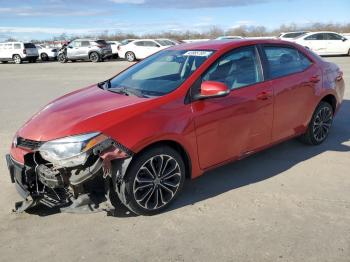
(1, 32), (349, 64)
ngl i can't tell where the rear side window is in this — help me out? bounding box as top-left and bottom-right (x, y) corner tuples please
(144, 41), (159, 47)
(81, 41), (90, 47)
(24, 43), (36, 48)
(134, 41), (144, 46)
(96, 40), (107, 45)
(14, 44), (21, 49)
(263, 46), (312, 79)
(202, 46), (263, 90)
(305, 33), (324, 40)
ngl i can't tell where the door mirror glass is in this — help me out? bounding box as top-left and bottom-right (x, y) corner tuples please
(196, 81), (230, 100)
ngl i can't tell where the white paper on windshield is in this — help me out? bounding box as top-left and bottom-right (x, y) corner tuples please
(183, 51), (213, 57)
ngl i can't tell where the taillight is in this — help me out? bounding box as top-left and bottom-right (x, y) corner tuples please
(23, 49), (26, 54)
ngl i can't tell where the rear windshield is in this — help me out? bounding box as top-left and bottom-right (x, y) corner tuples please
(24, 43), (36, 48)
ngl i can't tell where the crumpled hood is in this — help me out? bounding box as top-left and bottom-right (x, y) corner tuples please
(18, 85), (150, 141)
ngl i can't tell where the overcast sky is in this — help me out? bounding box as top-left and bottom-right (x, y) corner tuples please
(0, 0), (349, 40)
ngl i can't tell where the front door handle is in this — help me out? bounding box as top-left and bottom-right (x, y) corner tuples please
(256, 91), (272, 100)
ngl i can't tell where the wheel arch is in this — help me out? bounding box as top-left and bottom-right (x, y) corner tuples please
(132, 140), (192, 180)
(320, 94), (337, 114)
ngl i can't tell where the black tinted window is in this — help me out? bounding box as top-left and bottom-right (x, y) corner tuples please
(144, 41), (159, 47)
(203, 46), (263, 90)
(24, 43), (36, 48)
(134, 41), (144, 46)
(305, 33), (324, 40)
(326, 33), (343, 40)
(263, 46), (312, 79)
(283, 32), (307, 38)
(96, 40), (107, 45)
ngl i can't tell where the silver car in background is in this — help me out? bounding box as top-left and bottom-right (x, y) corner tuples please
(58, 39), (112, 63)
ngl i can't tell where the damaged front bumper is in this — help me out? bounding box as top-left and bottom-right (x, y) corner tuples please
(6, 138), (133, 214)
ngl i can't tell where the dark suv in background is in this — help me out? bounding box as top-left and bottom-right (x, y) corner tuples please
(58, 39), (112, 63)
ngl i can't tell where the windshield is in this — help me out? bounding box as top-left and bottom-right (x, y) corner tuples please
(108, 49), (214, 97)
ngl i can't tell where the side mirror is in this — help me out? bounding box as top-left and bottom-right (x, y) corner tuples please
(68, 45), (73, 48)
(342, 37), (348, 42)
(196, 81), (230, 100)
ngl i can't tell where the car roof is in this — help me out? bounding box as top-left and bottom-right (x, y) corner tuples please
(168, 39), (295, 51)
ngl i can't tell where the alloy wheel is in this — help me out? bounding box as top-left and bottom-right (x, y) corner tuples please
(132, 154), (182, 210)
(13, 55), (21, 64)
(126, 52), (135, 62)
(312, 106), (333, 142)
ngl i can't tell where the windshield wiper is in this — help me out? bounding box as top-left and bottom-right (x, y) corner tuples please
(110, 86), (148, 98)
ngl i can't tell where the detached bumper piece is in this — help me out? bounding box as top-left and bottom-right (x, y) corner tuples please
(5, 140), (133, 215)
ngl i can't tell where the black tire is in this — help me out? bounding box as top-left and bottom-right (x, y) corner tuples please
(1, 61), (8, 64)
(299, 101), (334, 145)
(32, 58), (37, 63)
(348, 49), (350, 56)
(125, 51), (136, 62)
(13, 54), (22, 64)
(41, 53), (49, 61)
(58, 53), (67, 63)
(89, 52), (100, 62)
(118, 146), (186, 215)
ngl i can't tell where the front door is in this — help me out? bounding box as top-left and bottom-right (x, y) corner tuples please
(192, 46), (273, 169)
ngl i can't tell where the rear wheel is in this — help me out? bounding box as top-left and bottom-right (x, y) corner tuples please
(348, 48), (350, 56)
(125, 51), (136, 62)
(89, 52), (100, 62)
(117, 146), (186, 215)
(13, 55), (22, 64)
(299, 101), (334, 145)
(41, 53), (49, 61)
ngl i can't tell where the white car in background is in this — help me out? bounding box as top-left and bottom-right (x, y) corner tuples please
(278, 31), (309, 40)
(107, 41), (120, 58)
(292, 31), (350, 56)
(35, 44), (58, 61)
(0, 42), (39, 64)
(216, 36), (244, 40)
(118, 39), (172, 62)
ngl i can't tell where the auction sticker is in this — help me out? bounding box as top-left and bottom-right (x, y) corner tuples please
(183, 51), (213, 57)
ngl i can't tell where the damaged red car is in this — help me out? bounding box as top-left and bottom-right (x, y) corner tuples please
(6, 39), (345, 215)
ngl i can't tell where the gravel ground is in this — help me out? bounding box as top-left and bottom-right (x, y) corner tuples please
(0, 57), (349, 262)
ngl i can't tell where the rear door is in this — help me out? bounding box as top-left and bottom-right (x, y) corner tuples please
(261, 44), (320, 142)
(192, 46), (273, 169)
(143, 41), (161, 57)
(80, 41), (91, 58)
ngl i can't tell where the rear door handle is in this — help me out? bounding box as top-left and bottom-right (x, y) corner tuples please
(310, 75), (320, 83)
(256, 91), (272, 100)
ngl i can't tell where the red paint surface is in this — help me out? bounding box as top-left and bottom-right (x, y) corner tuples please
(10, 39), (345, 178)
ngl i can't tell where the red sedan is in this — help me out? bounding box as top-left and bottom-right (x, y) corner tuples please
(6, 39), (345, 215)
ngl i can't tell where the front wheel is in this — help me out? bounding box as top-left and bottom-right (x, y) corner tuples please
(118, 146), (186, 215)
(41, 53), (49, 61)
(299, 101), (334, 145)
(58, 53), (67, 63)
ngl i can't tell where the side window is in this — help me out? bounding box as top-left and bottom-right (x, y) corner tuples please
(326, 33), (343, 40)
(81, 41), (90, 47)
(134, 41), (144, 46)
(71, 41), (82, 48)
(14, 44), (21, 49)
(144, 41), (159, 47)
(202, 46), (263, 90)
(263, 46), (312, 79)
(305, 33), (324, 40)
(5, 43), (12, 49)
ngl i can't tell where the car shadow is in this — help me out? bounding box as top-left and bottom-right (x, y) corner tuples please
(168, 99), (350, 212)
(23, 100), (350, 217)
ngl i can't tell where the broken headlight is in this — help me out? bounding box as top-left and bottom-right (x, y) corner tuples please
(39, 132), (109, 168)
